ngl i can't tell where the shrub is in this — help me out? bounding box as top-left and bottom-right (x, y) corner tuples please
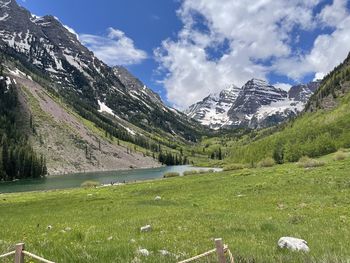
(163, 172), (180, 178)
(81, 180), (100, 188)
(183, 170), (198, 176)
(258, 157), (275, 168)
(334, 150), (347, 161)
(223, 164), (245, 171)
(297, 156), (325, 168)
(183, 169), (215, 176)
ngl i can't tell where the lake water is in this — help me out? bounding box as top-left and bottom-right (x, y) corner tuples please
(0, 165), (221, 193)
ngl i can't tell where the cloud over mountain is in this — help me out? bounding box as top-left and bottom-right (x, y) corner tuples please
(155, 0), (350, 109)
(80, 27), (147, 66)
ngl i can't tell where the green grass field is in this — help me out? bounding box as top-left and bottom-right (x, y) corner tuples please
(1, 152), (350, 262)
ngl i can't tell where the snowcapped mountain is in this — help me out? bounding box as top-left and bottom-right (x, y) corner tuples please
(0, 0), (202, 140)
(186, 78), (320, 130)
(185, 84), (241, 129)
(288, 81), (319, 103)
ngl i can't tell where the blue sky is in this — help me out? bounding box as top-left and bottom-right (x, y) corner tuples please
(19, 0), (350, 109)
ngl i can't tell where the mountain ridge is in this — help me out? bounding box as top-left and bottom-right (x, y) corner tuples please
(186, 78), (320, 130)
(0, 0), (205, 174)
(0, 0), (203, 141)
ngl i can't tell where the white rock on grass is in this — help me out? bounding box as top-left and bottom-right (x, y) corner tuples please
(159, 249), (171, 256)
(278, 237), (310, 252)
(138, 248), (150, 257)
(65, 227), (72, 232)
(47, 225), (53, 230)
(155, 196), (162, 201)
(107, 236), (113, 241)
(140, 225), (152, 232)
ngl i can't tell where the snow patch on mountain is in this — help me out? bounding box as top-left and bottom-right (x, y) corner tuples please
(255, 98), (303, 121)
(0, 13), (9, 21)
(186, 84), (241, 130)
(98, 100), (116, 116)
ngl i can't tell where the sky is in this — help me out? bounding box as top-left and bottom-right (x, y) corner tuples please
(19, 0), (350, 109)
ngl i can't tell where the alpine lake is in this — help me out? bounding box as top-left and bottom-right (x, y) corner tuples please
(0, 165), (222, 193)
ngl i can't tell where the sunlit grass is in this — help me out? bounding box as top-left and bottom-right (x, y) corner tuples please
(0, 152), (349, 262)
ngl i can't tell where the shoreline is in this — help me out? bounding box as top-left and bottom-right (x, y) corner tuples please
(0, 165), (222, 195)
(47, 163), (165, 177)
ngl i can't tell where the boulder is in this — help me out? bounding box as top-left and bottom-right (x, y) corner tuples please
(277, 237), (310, 252)
(138, 248), (150, 256)
(155, 196), (162, 201)
(140, 225), (152, 232)
(159, 249), (171, 256)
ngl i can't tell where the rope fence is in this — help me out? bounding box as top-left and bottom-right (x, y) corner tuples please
(1, 238), (232, 263)
(178, 238), (234, 263)
(0, 243), (55, 263)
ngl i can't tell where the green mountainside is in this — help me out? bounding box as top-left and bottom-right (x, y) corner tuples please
(218, 52), (350, 165)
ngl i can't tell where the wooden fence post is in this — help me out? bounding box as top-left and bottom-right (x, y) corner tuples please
(14, 243), (24, 263)
(215, 238), (226, 263)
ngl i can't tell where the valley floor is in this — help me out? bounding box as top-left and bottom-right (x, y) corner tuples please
(0, 152), (349, 262)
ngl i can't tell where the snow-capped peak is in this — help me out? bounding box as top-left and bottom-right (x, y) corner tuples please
(186, 79), (320, 130)
(185, 83), (241, 130)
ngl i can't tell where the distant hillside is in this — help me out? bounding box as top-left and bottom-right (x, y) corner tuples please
(226, 52), (350, 164)
(305, 52), (350, 112)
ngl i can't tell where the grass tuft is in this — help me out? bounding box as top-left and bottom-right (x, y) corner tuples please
(297, 156), (325, 168)
(183, 170), (198, 176)
(334, 150), (347, 161)
(81, 180), (100, 188)
(163, 172), (180, 178)
(223, 163), (246, 171)
(258, 157), (275, 168)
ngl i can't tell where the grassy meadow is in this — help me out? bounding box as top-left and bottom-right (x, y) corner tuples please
(0, 152), (350, 262)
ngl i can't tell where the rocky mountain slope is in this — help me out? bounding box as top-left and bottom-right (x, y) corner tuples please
(0, 0), (202, 141)
(186, 78), (319, 130)
(0, 0), (204, 174)
(3, 65), (159, 175)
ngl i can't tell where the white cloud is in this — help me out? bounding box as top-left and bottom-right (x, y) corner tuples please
(274, 15), (350, 80)
(313, 72), (325, 81)
(155, 0), (350, 109)
(80, 27), (147, 66)
(318, 0), (348, 27)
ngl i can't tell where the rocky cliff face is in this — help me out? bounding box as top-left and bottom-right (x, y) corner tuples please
(185, 84), (240, 129)
(186, 78), (320, 129)
(288, 82), (319, 103)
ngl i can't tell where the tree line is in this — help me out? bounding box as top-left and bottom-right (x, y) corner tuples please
(158, 151), (189, 166)
(0, 71), (47, 181)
